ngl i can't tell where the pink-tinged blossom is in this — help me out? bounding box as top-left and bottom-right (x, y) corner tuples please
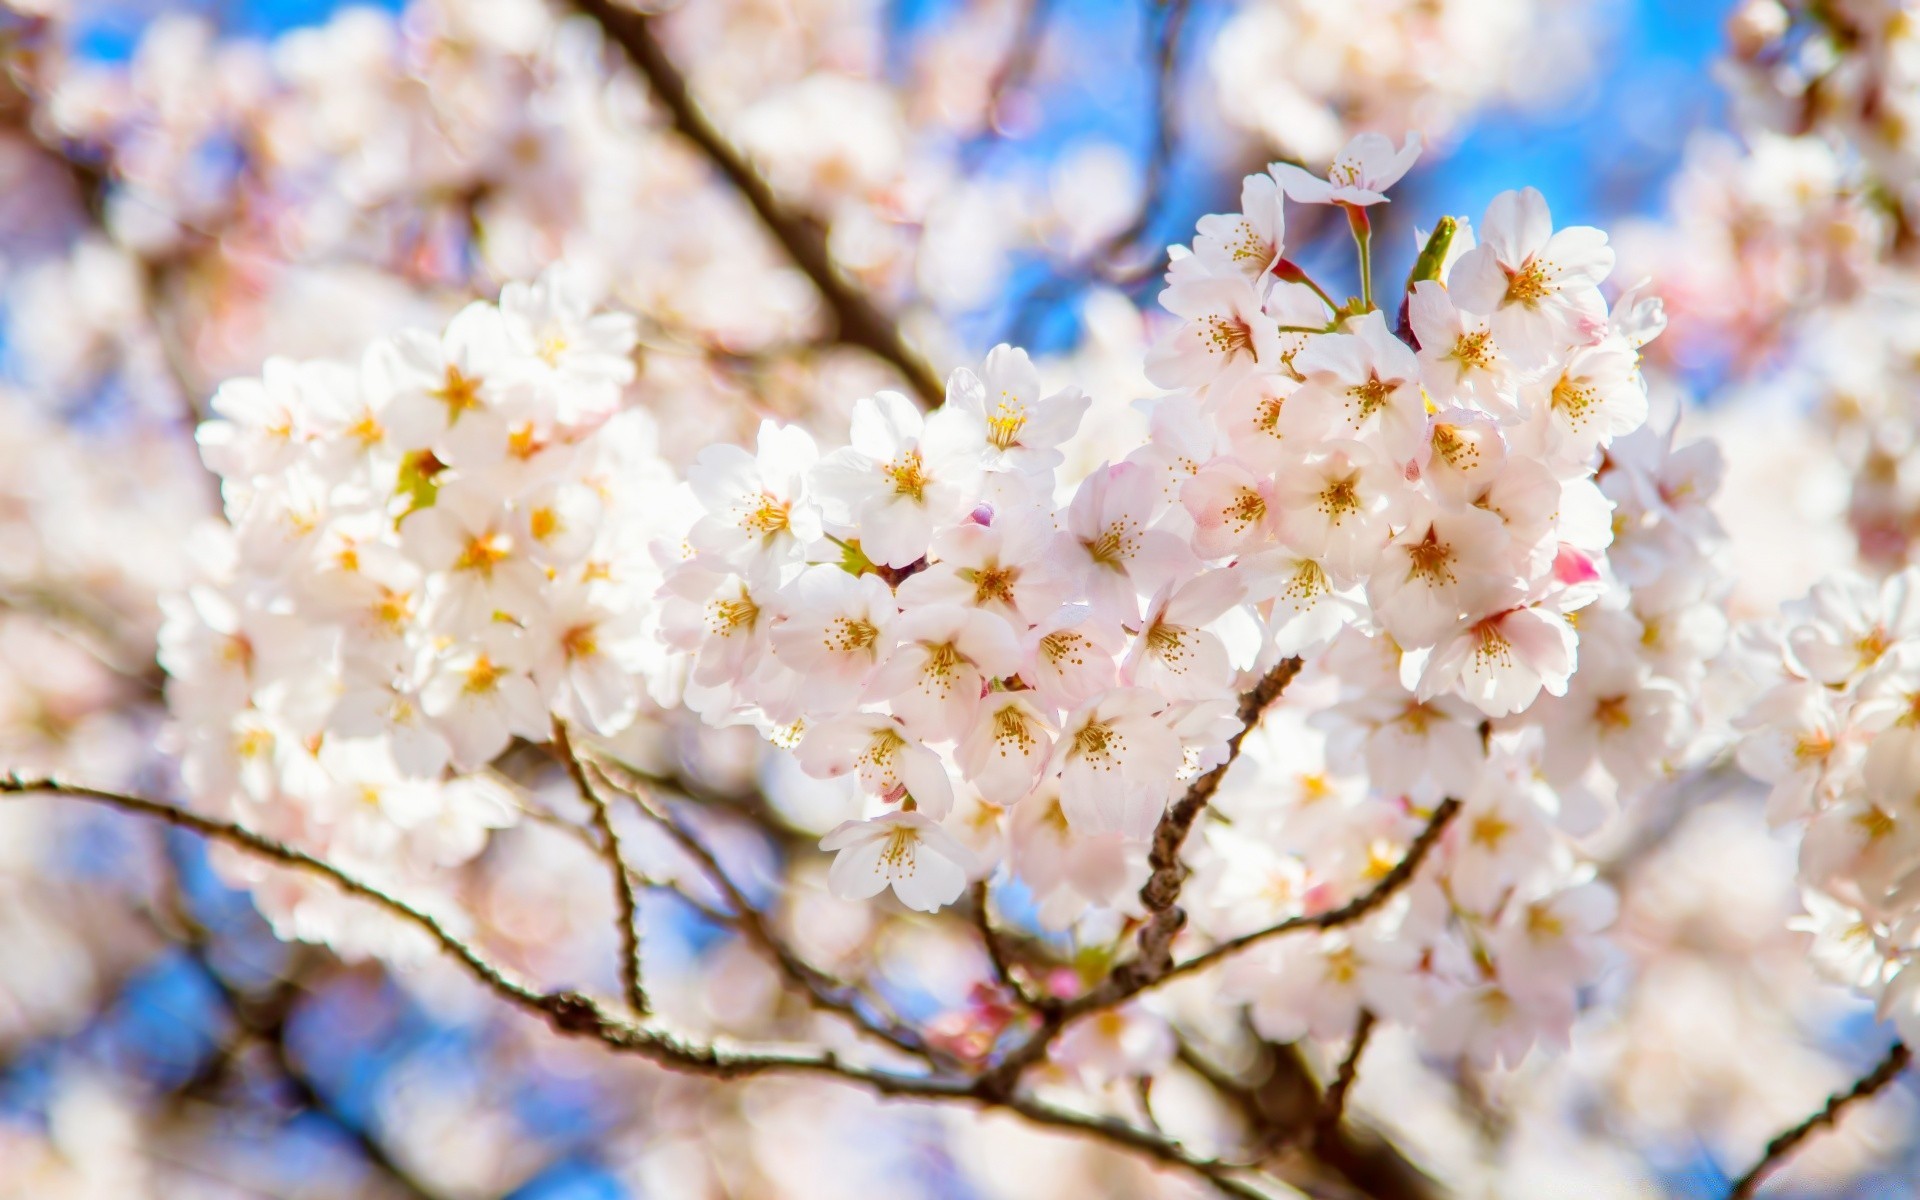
(796, 712), (956, 819)
(958, 692), (1055, 805)
(1121, 571), (1247, 701)
(1417, 408), (1509, 507)
(1057, 462), (1196, 624)
(1517, 337), (1648, 462)
(1419, 602), (1578, 718)
(1270, 132), (1421, 207)
(1240, 547), (1366, 657)
(864, 604), (1020, 741)
(1408, 279), (1518, 412)
(1227, 930), (1423, 1044)
(1284, 310), (1428, 465)
(685, 420), (823, 570)
(811, 391), (979, 568)
(1367, 505), (1517, 647)
(1020, 605), (1123, 712)
(895, 509), (1070, 626)
(1449, 187), (1613, 364)
(1274, 440), (1406, 580)
(1180, 457), (1284, 559)
(819, 812), (977, 912)
(1191, 171), (1287, 282)
(1053, 687), (1185, 839)
(767, 566), (898, 713)
(1144, 273), (1283, 395)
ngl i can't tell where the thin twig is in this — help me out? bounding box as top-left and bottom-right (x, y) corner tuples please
(2, 775), (551, 1008)
(971, 879), (1049, 1011)
(554, 720), (650, 1017)
(1158, 798), (1461, 987)
(5, 775), (1338, 1199)
(980, 0), (1058, 140)
(976, 657), (1303, 1097)
(569, 0), (944, 408)
(586, 754), (956, 1068)
(1727, 1041), (1911, 1198)
(1315, 1010), (1376, 1148)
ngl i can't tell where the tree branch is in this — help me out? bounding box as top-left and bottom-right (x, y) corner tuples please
(3, 776), (1359, 1198)
(1728, 1040), (1911, 1199)
(1314, 1010), (1375, 1150)
(1157, 797), (1461, 987)
(569, 0), (944, 409)
(970, 879), (1050, 1012)
(975, 657), (1303, 1097)
(583, 754), (957, 1068)
(554, 720), (650, 1016)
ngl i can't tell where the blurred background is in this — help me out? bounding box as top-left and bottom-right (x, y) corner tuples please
(8, 0), (1920, 1197)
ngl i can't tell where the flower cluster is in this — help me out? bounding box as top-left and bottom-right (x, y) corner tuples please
(1735, 567), (1920, 1045)
(160, 268), (679, 952)
(656, 135), (1729, 1063)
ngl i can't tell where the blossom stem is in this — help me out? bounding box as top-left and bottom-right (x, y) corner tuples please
(1274, 258), (1340, 311)
(1346, 203), (1375, 311)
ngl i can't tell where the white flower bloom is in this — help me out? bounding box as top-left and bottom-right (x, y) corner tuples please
(819, 811), (977, 912)
(1191, 171), (1287, 282)
(768, 565), (898, 713)
(796, 712), (955, 818)
(864, 604), (1020, 741)
(1285, 311), (1428, 464)
(686, 420), (823, 570)
(1270, 132), (1421, 207)
(1449, 187), (1613, 364)
(941, 345), (1091, 479)
(811, 391), (979, 568)
(1053, 687), (1185, 839)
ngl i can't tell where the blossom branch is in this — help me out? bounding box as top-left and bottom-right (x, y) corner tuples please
(978, 0), (1059, 144)
(5, 775), (1321, 1199)
(1727, 1041), (1911, 1199)
(554, 720), (650, 1017)
(976, 657), (1304, 1096)
(585, 754), (958, 1068)
(1131, 656), (1306, 980)
(1156, 797), (1462, 987)
(569, 0), (945, 408)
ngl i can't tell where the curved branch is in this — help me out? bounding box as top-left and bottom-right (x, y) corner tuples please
(1728, 1041), (1911, 1199)
(584, 754), (957, 1068)
(2, 774), (1291, 1197)
(570, 0), (944, 409)
(1315, 1010), (1375, 1149)
(1157, 797), (1461, 987)
(554, 720), (650, 1016)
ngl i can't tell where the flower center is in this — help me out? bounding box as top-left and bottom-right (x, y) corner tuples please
(1203, 314), (1258, 361)
(1504, 260), (1552, 305)
(885, 450), (930, 501)
(433, 365), (483, 421)
(987, 397), (1029, 451)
